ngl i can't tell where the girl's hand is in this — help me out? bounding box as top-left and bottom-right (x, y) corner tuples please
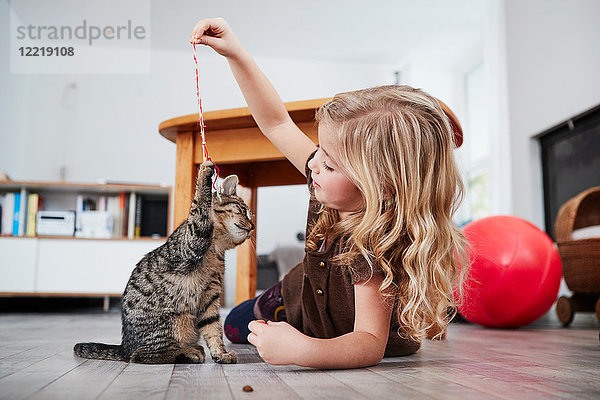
(247, 320), (311, 365)
(190, 17), (242, 58)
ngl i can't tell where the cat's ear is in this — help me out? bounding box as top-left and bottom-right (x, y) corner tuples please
(219, 175), (238, 197)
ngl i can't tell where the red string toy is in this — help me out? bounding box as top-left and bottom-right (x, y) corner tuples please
(193, 43), (220, 192)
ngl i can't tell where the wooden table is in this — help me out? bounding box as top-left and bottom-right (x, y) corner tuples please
(159, 99), (326, 304)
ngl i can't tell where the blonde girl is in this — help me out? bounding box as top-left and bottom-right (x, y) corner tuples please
(191, 17), (468, 369)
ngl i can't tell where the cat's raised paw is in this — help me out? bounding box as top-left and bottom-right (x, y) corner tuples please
(200, 161), (215, 180)
(213, 351), (237, 364)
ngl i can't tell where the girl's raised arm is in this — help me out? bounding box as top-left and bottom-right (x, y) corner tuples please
(191, 18), (317, 175)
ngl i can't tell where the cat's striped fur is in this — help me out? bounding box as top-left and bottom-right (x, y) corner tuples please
(74, 161), (254, 364)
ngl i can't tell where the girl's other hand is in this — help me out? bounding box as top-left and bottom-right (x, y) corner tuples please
(247, 320), (310, 365)
(190, 17), (242, 58)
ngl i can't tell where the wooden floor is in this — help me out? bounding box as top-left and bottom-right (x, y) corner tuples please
(0, 309), (598, 400)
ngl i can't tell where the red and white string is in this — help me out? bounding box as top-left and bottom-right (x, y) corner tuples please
(193, 43), (220, 191)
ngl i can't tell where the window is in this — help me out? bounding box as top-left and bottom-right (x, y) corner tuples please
(455, 62), (491, 225)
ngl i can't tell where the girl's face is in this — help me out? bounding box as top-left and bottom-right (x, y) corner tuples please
(308, 124), (364, 219)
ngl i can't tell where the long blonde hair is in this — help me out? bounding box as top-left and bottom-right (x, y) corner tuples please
(307, 85), (469, 340)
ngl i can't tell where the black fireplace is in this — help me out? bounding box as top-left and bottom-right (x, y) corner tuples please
(536, 104), (600, 240)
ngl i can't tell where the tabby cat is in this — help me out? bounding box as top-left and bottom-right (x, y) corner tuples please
(74, 161), (254, 364)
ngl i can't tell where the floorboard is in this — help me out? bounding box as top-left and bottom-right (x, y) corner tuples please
(368, 361), (497, 400)
(324, 367), (435, 399)
(0, 342), (66, 380)
(0, 310), (597, 400)
(165, 364), (232, 400)
(0, 349), (85, 400)
(29, 359), (126, 400)
(221, 350), (302, 400)
(98, 363), (174, 400)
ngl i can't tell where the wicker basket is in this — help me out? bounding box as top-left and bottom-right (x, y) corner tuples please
(554, 186), (600, 325)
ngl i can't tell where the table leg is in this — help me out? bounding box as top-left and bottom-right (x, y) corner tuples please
(174, 132), (196, 229)
(235, 185), (258, 305)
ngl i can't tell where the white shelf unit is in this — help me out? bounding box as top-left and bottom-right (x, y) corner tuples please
(0, 181), (172, 300)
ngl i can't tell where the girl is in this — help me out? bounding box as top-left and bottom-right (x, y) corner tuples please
(190, 17), (468, 369)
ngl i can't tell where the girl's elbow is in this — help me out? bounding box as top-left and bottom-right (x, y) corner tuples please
(360, 341), (386, 367)
(373, 348), (386, 365)
(356, 333), (387, 366)
(358, 352), (384, 368)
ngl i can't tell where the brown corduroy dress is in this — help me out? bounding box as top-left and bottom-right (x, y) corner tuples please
(281, 152), (421, 357)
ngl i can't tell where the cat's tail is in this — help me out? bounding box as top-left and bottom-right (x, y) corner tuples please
(73, 342), (127, 361)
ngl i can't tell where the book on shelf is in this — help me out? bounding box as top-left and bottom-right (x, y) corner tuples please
(127, 192), (136, 239)
(134, 195), (142, 238)
(119, 192), (127, 239)
(25, 193), (39, 237)
(12, 192), (21, 236)
(1, 193), (14, 235)
(98, 196), (107, 212)
(18, 190), (28, 236)
(106, 195), (121, 237)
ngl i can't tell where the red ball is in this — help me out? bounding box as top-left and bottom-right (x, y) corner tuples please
(457, 215), (562, 327)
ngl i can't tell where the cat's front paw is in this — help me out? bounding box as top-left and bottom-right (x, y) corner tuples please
(200, 161), (215, 181)
(176, 346), (206, 364)
(213, 350), (237, 364)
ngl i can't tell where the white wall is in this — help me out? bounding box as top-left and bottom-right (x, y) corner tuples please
(0, 0), (27, 179)
(503, 0), (600, 228)
(500, 0), (600, 311)
(483, 0), (512, 217)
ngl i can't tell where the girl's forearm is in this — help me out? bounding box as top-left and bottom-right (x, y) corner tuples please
(227, 49), (292, 136)
(297, 331), (386, 369)
(190, 18), (314, 165)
